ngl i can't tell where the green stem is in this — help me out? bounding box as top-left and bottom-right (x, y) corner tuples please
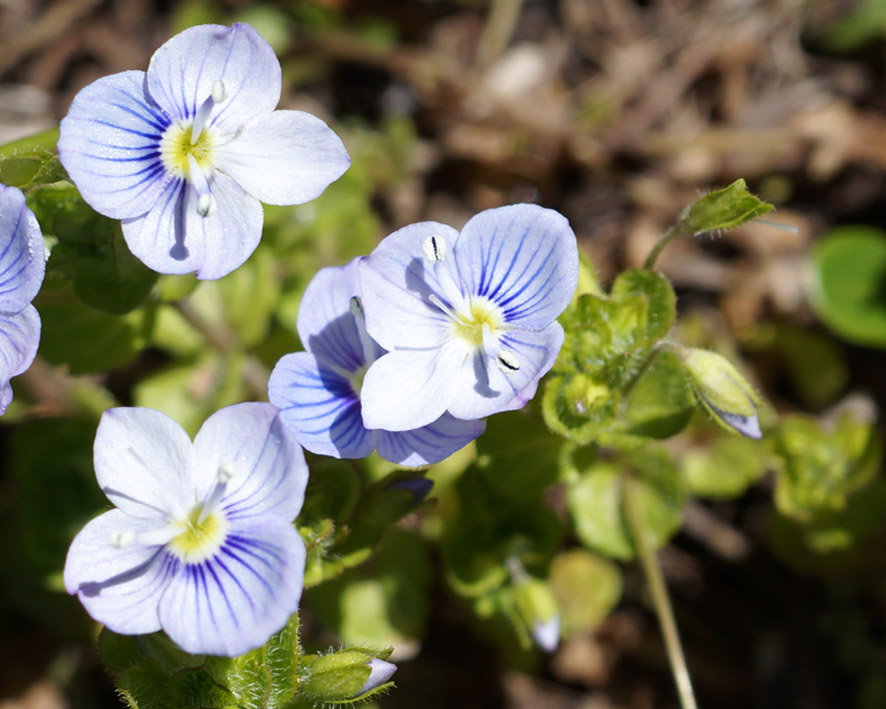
(623, 475), (699, 709)
(643, 224), (684, 270)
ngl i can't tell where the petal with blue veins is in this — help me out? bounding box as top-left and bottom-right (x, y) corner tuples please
(0, 305), (40, 415)
(191, 402), (309, 523)
(358, 222), (460, 351)
(58, 71), (171, 220)
(454, 204), (578, 331)
(158, 517), (304, 656)
(145, 23), (280, 127)
(296, 260), (377, 373)
(361, 340), (471, 432)
(64, 509), (169, 636)
(93, 407), (194, 520)
(269, 352), (374, 460)
(121, 171), (263, 279)
(446, 322), (564, 421)
(0, 185), (45, 312)
(145, 23), (281, 132)
(375, 414), (485, 467)
(216, 110), (350, 206)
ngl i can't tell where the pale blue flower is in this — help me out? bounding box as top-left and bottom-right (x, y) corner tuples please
(268, 259), (484, 465)
(358, 204), (578, 431)
(64, 403), (308, 657)
(0, 184), (44, 415)
(58, 23), (350, 280)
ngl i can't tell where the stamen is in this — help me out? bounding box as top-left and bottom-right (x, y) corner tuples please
(496, 350), (521, 372)
(349, 296), (380, 367)
(110, 529), (136, 549)
(137, 525), (183, 547)
(187, 154), (216, 217)
(429, 293), (460, 321)
(422, 234), (446, 263)
(191, 79), (228, 144)
(197, 463), (234, 524)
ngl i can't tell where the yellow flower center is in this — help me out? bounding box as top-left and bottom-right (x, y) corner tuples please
(167, 504), (227, 564)
(160, 122), (214, 178)
(452, 297), (504, 347)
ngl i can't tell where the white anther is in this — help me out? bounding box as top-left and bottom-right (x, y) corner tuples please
(496, 350), (520, 372)
(196, 193), (216, 217)
(422, 235), (446, 263)
(349, 296), (365, 318)
(110, 529), (136, 549)
(211, 79), (229, 104)
(218, 462), (235, 484)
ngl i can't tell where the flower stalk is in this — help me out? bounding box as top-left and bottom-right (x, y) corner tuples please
(623, 474), (698, 709)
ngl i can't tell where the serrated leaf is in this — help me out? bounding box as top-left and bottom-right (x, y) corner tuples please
(0, 128), (66, 189)
(680, 178), (774, 235)
(542, 373), (618, 444)
(610, 269), (676, 344)
(619, 349), (695, 438)
(684, 435), (769, 498)
(549, 549), (622, 636)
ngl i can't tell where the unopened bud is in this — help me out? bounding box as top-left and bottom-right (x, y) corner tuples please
(514, 577), (560, 654)
(300, 648), (397, 703)
(683, 348), (762, 439)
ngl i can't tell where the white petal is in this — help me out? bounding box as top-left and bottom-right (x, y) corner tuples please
(121, 171), (263, 279)
(358, 222), (460, 351)
(454, 204), (578, 330)
(93, 408), (194, 520)
(268, 352), (374, 460)
(0, 185), (45, 312)
(158, 517), (304, 656)
(360, 341), (470, 432)
(216, 110), (349, 206)
(64, 509), (170, 635)
(192, 403), (309, 523)
(58, 71), (172, 220)
(146, 23), (280, 127)
(446, 323), (563, 420)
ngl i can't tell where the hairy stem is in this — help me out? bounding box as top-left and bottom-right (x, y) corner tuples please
(623, 475), (699, 709)
(643, 224), (684, 270)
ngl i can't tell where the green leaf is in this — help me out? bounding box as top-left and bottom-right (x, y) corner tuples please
(565, 449), (684, 561)
(610, 269), (676, 344)
(807, 225), (886, 348)
(773, 412), (881, 521)
(619, 349), (695, 438)
(0, 128), (65, 189)
(476, 408), (564, 499)
(679, 178), (774, 235)
(305, 529), (430, 648)
(542, 373), (618, 444)
(219, 244), (281, 346)
(36, 296), (146, 375)
(29, 183), (157, 313)
(684, 435), (769, 498)
(549, 549), (622, 636)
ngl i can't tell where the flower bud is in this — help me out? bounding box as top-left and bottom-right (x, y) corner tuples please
(683, 348), (762, 439)
(300, 648), (397, 703)
(513, 577), (561, 653)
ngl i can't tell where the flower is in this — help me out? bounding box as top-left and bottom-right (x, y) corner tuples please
(0, 184), (44, 415)
(58, 23), (350, 280)
(268, 259), (484, 465)
(64, 403), (308, 657)
(358, 203), (579, 431)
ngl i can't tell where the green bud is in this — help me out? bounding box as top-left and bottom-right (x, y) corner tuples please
(513, 577), (560, 653)
(300, 647), (396, 703)
(680, 178), (774, 236)
(682, 348), (762, 439)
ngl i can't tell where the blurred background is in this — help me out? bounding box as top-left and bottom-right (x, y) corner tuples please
(1, 1), (885, 708)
